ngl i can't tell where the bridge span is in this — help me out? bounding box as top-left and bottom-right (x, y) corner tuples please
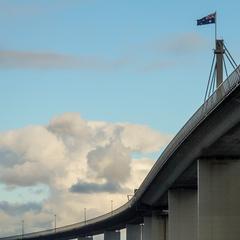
(1, 65), (240, 240)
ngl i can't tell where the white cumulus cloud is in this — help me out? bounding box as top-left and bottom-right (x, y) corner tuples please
(0, 113), (172, 236)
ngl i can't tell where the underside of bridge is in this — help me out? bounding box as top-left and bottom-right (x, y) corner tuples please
(139, 81), (240, 208)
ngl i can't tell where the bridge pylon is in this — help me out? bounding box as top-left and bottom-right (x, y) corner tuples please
(215, 39), (224, 88)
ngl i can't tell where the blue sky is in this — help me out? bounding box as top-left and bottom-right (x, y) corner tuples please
(0, 0), (240, 238)
(1, 0), (239, 133)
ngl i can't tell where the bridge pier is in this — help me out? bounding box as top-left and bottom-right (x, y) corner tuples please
(143, 212), (167, 240)
(126, 224), (141, 240)
(168, 189), (197, 240)
(104, 230), (120, 240)
(143, 216), (151, 240)
(198, 159), (240, 240)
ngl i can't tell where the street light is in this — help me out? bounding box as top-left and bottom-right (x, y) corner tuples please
(84, 208), (87, 224)
(111, 200), (113, 214)
(21, 220), (24, 238)
(54, 214), (57, 232)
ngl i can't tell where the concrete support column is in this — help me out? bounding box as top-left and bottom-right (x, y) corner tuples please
(126, 224), (141, 240)
(198, 159), (240, 240)
(104, 230), (120, 240)
(166, 215), (168, 240)
(78, 237), (93, 240)
(168, 189), (197, 240)
(143, 212), (167, 240)
(143, 217), (152, 240)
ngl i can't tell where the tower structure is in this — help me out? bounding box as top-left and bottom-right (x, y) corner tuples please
(215, 39), (225, 88)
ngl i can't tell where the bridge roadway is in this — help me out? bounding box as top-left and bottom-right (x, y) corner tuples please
(2, 66), (240, 240)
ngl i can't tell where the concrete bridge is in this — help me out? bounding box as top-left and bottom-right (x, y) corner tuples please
(2, 57), (240, 239)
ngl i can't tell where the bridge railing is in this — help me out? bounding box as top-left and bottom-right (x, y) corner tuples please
(135, 65), (240, 199)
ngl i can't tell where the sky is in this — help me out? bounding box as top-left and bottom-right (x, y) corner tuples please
(0, 0), (240, 239)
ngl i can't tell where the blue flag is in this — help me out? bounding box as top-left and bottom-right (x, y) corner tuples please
(197, 13), (216, 25)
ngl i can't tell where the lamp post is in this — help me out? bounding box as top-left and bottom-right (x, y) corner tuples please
(54, 214), (57, 232)
(21, 220), (24, 239)
(84, 208), (87, 224)
(111, 200), (113, 214)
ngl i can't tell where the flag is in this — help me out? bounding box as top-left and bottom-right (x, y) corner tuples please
(197, 13), (216, 25)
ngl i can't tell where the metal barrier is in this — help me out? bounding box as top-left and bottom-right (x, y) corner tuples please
(1, 66), (240, 240)
(136, 65), (240, 199)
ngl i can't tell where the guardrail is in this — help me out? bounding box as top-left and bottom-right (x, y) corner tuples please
(135, 65), (240, 199)
(1, 66), (240, 240)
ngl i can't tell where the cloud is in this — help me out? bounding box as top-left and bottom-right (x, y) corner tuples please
(0, 51), (76, 69)
(126, 158), (155, 190)
(0, 113), (171, 189)
(0, 32), (206, 71)
(0, 126), (67, 187)
(0, 212), (19, 237)
(154, 32), (208, 55)
(0, 50), (125, 70)
(0, 113), (171, 235)
(0, 148), (21, 167)
(87, 139), (131, 184)
(124, 32), (209, 72)
(0, 50), (124, 70)
(47, 112), (92, 151)
(0, 201), (42, 216)
(119, 123), (172, 153)
(0, 1), (86, 17)
(70, 181), (124, 194)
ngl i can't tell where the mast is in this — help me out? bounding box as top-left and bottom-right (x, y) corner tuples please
(215, 39), (224, 88)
